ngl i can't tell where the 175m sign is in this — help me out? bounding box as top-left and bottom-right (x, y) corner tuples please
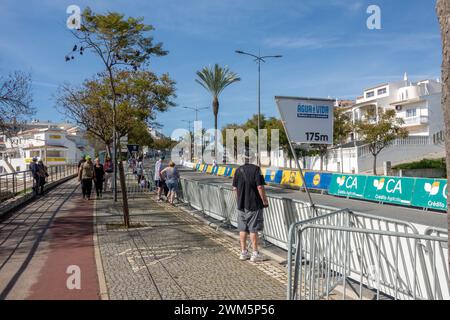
(305, 132), (329, 142)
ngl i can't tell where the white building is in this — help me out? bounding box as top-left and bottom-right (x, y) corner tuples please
(264, 74), (445, 174)
(0, 121), (94, 173)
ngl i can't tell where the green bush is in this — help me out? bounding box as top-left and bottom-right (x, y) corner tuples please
(393, 158), (446, 170)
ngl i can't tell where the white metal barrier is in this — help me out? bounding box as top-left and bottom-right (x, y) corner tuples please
(178, 177), (449, 300)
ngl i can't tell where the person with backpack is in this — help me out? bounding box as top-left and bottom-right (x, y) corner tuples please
(79, 155), (94, 200)
(232, 149), (269, 262)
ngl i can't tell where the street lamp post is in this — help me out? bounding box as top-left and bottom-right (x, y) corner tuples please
(235, 50), (282, 166)
(182, 106), (209, 122)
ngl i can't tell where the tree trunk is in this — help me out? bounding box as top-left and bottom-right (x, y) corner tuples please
(118, 160), (130, 228)
(436, 0), (450, 291)
(320, 154), (324, 171)
(213, 96), (219, 160)
(373, 154), (377, 176)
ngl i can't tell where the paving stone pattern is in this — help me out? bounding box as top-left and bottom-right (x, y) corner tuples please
(96, 194), (288, 300)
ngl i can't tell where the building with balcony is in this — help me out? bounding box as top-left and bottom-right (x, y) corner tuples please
(265, 74), (445, 174)
(0, 121), (94, 173)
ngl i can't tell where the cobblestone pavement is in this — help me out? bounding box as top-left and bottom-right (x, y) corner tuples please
(96, 193), (288, 300)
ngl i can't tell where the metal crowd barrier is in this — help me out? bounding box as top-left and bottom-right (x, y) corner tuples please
(287, 209), (449, 300)
(0, 164), (78, 203)
(178, 177), (449, 300)
(123, 170), (155, 198)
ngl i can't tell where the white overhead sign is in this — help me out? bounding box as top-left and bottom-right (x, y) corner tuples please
(275, 96), (334, 145)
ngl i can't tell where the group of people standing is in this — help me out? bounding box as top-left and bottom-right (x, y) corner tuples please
(77, 155), (114, 200)
(30, 157), (49, 195)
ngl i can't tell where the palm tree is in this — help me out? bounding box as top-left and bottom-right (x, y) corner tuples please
(195, 64), (241, 159)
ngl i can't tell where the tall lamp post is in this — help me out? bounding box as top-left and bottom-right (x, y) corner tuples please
(235, 50), (282, 166)
(182, 106), (209, 122)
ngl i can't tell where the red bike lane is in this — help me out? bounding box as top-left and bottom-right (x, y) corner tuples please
(27, 196), (101, 300)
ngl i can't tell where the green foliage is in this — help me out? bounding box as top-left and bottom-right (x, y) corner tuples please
(333, 107), (353, 145)
(58, 69), (176, 147)
(393, 158), (447, 170)
(195, 64), (241, 100)
(356, 109), (409, 156)
(75, 7), (167, 70)
(128, 122), (154, 147)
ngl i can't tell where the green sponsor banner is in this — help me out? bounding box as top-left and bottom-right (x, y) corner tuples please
(364, 176), (415, 206)
(329, 174), (367, 198)
(411, 178), (448, 211)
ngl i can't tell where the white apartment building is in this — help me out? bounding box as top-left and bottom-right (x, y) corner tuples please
(263, 74), (445, 174)
(0, 121), (93, 173)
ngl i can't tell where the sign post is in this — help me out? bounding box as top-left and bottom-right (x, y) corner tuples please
(275, 96), (335, 215)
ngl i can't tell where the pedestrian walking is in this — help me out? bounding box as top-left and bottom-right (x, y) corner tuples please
(232, 149), (269, 262)
(30, 157), (39, 195)
(160, 161), (180, 204)
(78, 155), (86, 170)
(36, 160), (48, 195)
(79, 155), (94, 200)
(136, 156), (144, 183)
(93, 157), (105, 199)
(103, 156), (114, 191)
(154, 156), (165, 201)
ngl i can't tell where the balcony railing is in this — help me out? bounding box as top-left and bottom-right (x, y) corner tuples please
(402, 115), (429, 126)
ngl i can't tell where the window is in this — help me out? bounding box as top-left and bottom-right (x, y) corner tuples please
(46, 150), (63, 157)
(377, 87), (387, 95)
(406, 108), (416, 118)
(366, 91), (375, 98)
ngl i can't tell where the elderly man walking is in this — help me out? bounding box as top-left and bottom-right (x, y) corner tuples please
(232, 149), (269, 262)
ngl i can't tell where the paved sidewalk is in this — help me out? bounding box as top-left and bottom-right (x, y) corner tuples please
(96, 195), (287, 300)
(0, 179), (100, 300)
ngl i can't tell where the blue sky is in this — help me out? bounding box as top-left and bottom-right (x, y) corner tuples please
(0, 0), (442, 136)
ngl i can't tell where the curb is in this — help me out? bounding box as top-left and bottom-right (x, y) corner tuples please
(93, 199), (109, 300)
(175, 203), (288, 265)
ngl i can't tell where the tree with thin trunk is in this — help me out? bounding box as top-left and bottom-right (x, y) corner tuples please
(356, 109), (408, 175)
(436, 0), (450, 291)
(65, 7), (172, 227)
(195, 64), (240, 159)
(0, 71), (34, 137)
(333, 107), (353, 173)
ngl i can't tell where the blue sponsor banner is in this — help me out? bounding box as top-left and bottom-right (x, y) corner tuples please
(224, 167), (233, 177)
(202, 165), (208, 173)
(304, 172), (332, 190)
(211, 165), (219, 175)
(264, 169), (283, 184)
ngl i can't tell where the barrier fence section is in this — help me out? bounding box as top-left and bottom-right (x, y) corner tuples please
(0, 164), (78, 202)
(178, 176), (449, 300)
(287, 211), (449, 300)
(192, 163), (448, 212)
(123, 169), (155, 198)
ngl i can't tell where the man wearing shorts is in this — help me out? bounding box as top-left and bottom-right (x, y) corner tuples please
(232, 149), (269, 262)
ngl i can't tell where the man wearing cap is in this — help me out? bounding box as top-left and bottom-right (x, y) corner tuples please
(30, 157), (39, 195)
(232, 149), (269, 262)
